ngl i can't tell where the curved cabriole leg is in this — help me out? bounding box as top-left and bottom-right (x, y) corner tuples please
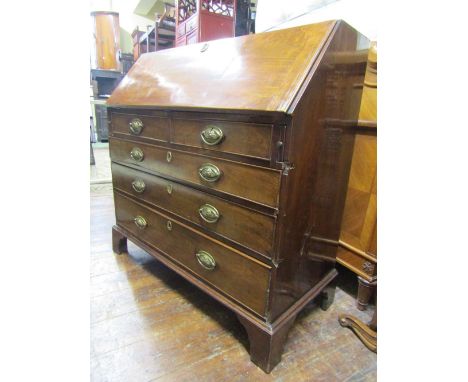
(339, 306), (377, 353)
(112, 225), (127, 254)
(236, 314), (297, 373)
(319, 282), (337, 311)
(357, 276), (376, 311)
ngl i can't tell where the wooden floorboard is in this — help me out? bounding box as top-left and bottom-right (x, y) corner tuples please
(90, 187), (376, 381)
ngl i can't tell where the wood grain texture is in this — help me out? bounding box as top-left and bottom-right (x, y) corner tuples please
(269, 21), (368, 321)
(107, 20), (336, 112)
(172, 117), (273, 160)
(112, 163), (276, 258)
(111, 112), (170, 143)
(109, 137), (282, 208)
(91, 189), (376, 381)
(106, 20), (370, 373)
(91, 12), (120, 71)
(359, 42), (377, 123)
(114, 191), (271, 316)
(338, 41), (377, 284)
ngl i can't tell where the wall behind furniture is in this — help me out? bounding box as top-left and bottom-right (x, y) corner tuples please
(256, 0), (377, 41)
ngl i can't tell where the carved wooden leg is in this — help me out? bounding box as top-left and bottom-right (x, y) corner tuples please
(319, 281), (337, 311)
(237, 314), (297, 373)
(339, 304), (377, 353)
(357, 276), (376, 311)
(112, 225), (127, 254)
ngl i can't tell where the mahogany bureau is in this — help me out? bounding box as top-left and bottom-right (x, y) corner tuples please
(107, 20), (369, 373)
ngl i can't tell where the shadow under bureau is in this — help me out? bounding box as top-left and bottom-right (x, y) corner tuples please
(107, 20), (369, 373)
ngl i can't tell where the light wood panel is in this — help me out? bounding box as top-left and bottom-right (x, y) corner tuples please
(337, 42), (377, 307)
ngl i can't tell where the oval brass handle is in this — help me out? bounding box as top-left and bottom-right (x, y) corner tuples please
(130, 147), (144, 162)
(129, 118), (143, 135)
(131, 179), (146, 193)
(166, 220), (172, 231)
(200, 125), (224, 145)
(198, 163), (221, 182)
(199, 204), (220, 223)
(195, 250), (216, 271)
(134, 216), (147, 229)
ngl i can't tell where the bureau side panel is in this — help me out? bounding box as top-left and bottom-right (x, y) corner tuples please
(269, 21), (369, 320)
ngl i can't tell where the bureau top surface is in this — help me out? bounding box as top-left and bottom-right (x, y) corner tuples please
(107, 20), (337, 114)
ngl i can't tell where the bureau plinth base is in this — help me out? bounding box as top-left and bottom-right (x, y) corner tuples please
(319, 282), (337, 311)
(112, 225), (127, 254)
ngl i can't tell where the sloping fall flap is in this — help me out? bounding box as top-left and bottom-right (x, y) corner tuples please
(107, 20), (337, 114)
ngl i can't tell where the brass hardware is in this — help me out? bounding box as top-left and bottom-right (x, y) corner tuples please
(166, 220), (172, 231)
(198, 163), (221, 182)
(166, 151), (172, 162)
(195, 250), (216, 271)
(131, 179), (146, 193)
(130, 147), (144, 162)
(200, 125), (224, 145)
(198, 204), (220, 223)
(134, 216), (147, 229)
(129, 118), (143, 135)
(166, 184), (173, 195)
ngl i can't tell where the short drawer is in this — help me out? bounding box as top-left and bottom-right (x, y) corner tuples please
(110, 112), (170, 142)
(112, 163), (275, 257)
(186, 16), (197, 34)
(114, 192), (271, 316)
(109, 137), (281, 208)
(177, 22), (186, 37)
(172, 118), (273, 160)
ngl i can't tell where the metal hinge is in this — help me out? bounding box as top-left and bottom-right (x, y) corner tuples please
(280, 161), (294, 175)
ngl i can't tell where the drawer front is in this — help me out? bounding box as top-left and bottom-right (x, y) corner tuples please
(114, 192), (271, 315)
(186, 16), (197, 34)
(336, 246), (376, 279)
(172, 118), (273, 160)
(112, 163), (275, 257)
(110, 138), (281, 208)
(111, 112), (170, 142)
(177, 23), (186, 37)
(186, 29), (198, 45)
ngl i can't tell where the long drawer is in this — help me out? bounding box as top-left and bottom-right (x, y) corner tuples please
(114, 192), (271, 316)
(109, 137), (281, 208)
(112, 163), (275, 257)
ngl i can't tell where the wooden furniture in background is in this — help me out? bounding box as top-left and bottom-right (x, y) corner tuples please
(175, 0), (236, 47)
(132, 29), (145, 61)
(119, 52), (135, 74)
(337, 42), (377, 311)
(235, 0), (255, 36)
(107, 21), (369, 373)
(133, 3), (176, 61)
(90, 11), (121, 72)
(90, 69), (124, 98)
(339, 304), (377, 352)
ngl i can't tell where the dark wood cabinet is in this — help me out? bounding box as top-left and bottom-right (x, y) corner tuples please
(107, 20), (369, 373)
